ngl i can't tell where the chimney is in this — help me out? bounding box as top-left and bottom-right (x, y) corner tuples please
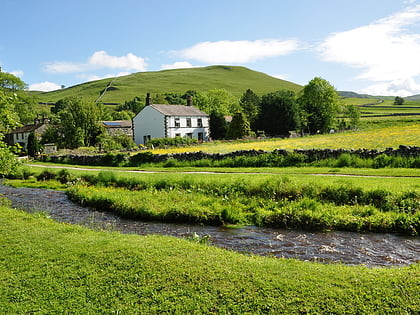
(187, 95), (193, 106)
(146, 93), (152, 106)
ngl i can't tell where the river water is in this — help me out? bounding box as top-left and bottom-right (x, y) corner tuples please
(1, 185), (418, 267)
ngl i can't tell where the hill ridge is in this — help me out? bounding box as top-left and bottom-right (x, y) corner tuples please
(36, 66), (302, 104)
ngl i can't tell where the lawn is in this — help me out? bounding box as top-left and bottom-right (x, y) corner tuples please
(1, 206), (418, 314)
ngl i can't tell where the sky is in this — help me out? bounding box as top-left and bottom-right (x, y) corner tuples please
(2, 0), (420, 96)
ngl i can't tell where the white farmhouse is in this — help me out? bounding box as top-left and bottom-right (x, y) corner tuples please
(133, 94), (209, 145)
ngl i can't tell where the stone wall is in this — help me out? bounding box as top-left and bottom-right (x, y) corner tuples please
(40, 145), (420, 166)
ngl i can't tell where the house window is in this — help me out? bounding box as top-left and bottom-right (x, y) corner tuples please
(186, 133), (193, 139)
(175, 133), (181, 137)
(174, 117), (180, 128)
(186, 118), (191, 127)
(197, 118), (203, 127)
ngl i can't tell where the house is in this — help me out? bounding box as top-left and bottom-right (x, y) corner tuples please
(5, 116), (49, 150)
(101, 120), (133, 137)
(133, 94), (209, 145)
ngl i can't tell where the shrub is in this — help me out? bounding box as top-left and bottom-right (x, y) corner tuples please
(36, 169), (57, 181)
(57, 169), (75, 184)
(129, 151), (155, 165)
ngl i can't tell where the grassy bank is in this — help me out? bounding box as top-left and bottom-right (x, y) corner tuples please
(1, 206), (418, 314)
(7, 166), (420, 234)
(12, 167), (415, 235)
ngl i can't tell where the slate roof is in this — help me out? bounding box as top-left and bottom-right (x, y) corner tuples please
(101, 120), (132, 128)
(8, 123), (46, 134)
(150, 104), (208, 117)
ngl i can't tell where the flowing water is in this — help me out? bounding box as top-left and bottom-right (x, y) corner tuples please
(1, 185), (418, 267)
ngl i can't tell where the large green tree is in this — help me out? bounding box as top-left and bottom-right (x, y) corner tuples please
(117, 96), (145, 115)
(239, 89), (260, 129)
(0, 71), (26, 92)
(298, 77), (339, 134)
(209, 111), (228, 140)
(0, 91), (21, 176)
(58, 97), (106, 148)
(226, 112), (250, 139)
(256, 90), (301, 136)
(203, 89), (239, 115)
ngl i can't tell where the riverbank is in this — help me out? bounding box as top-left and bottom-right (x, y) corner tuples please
(1, 206), (419, 314)
(1, 184), (417, 266)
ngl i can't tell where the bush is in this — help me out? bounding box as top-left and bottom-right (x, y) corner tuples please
(99, 152), (129, 166)
(36, 169), (57, 181)
(146, 137), (198, 148)
(129, 152), (155, 166)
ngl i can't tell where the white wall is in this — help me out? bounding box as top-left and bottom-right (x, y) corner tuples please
(133, 106), (165, 145)
(133, 107), (210, 145)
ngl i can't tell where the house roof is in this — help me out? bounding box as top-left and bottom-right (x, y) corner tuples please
(8, 123), (46, 134)
(101, 120), (132, 128)
(150, 104), (208, 117)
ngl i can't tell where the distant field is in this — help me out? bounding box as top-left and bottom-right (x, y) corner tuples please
(149, 124), (419, 154)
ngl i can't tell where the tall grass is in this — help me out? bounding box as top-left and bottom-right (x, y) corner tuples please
(64, 170), (420, 235)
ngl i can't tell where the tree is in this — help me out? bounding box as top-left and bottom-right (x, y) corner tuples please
(0, 91), (20, 133)
(298, 77), (339, 134)
(226, 112), (250, 139)
(204, 89), (239, 115)
(209, 111), (228, 140)
(58, 97), (106, 148)
(117, 96), (145, 115)
(0, 71), (26, 92)
(0, 92), (21, 176)
(256, 90), (300, 136)
(27, 132), (41, 157)
(346, 104), (360, 130)
(394, 96), (404, 105)
(239, 89), (260, 129)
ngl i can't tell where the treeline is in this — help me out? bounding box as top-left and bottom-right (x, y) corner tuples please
(114, 77), (359, 140)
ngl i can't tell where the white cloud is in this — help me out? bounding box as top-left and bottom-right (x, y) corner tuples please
(161, 61), (194, 70)
(271, 73), (289, 80)
(9, 70), (24, 77)
(178, 39), (301, 64)
(360, 77), (420, 96)
(319, 5), (420, 82)
(77, 72), (131, 82)
(44, 51), (147, 74)
(29, 81), (62, 92)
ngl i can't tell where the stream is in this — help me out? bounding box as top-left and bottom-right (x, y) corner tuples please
(1, 185), (418, 267)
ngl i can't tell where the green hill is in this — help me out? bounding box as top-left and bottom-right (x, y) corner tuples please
(36, 66), (302, 104)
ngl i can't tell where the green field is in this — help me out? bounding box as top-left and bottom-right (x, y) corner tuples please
(35, 65), (302, 104)
(143, 123), (419, 154)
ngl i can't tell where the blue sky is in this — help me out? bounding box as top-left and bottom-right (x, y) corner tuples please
(2, 0), (420, 96)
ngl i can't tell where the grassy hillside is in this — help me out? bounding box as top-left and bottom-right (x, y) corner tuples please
(36, 66), (302, 104)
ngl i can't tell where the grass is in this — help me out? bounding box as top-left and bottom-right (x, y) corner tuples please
(35, 65), (302, 104)
(13, 167), (418, 234)
(145, 123), (420, 154)
(1, 206), (419, 314)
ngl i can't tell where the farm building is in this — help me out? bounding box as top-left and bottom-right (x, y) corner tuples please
(5, 116), (49, 150)
(133, 94), (209, 145)
(101, 120), (133, 137)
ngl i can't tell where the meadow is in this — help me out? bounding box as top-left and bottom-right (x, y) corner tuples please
(146, 123), (420, 155)
(1, 206), (419, 314)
